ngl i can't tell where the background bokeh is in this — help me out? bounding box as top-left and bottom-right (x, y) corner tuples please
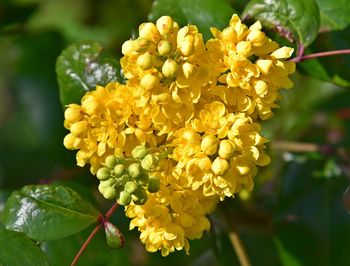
(1, 0), (350, 265)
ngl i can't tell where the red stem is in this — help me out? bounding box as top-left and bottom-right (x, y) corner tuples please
(70, 203), (119, 266)
(292, 49), (350, 62)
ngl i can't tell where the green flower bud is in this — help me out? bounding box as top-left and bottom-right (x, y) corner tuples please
(157, 40), (172, 56)
(96, 167), (112, 181)
(102, 187), (117, 200)
(114, 177), (125, 187)
(132, 145), (148, 159)
(141, 154), (158, 171)
(135, 172), (149, 186)
(132, 187), (148, 205)
(118, 191), (131, 205)
(137, 52), (153, 69)
(98, 179), (114, 192)
(147, 177), (160, 193)
(105, 155), (118, 169)
(132, 38), (150, 53)
(128, 162), (143, 179)
(162, 59), (178, 78)
(124, 181), (138, 194)
(114, 164), (126, 177)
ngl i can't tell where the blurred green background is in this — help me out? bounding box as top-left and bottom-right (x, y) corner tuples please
(1, 0), (350, 265)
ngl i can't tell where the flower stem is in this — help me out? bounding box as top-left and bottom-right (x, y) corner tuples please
(70, 203), (119, 266)
(229, 228), (251, 266)
(292, 49), (350, 63)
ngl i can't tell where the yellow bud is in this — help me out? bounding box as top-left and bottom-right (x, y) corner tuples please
(157, 40), (172, 56)
(96, 167), (111, 181)
(254, 80), (268, 95)
(81, 96), (100, 116)
(63, 133), (81, 149)
(70, 120), (88, 137)
(132, 145), (148, 159)
(271, 46), (294, 59)
(121, 40), (134, 56)
(201, 135), (219, 155)
(236, 41), (253, 57)
(105, 155), (118, 169)
(247, 29), (265, 44)
(137, 52), (153, 69)
(140, 74), (159, 90)
(128, 162), (143, 179)
(139, 22), (160, 43)
(156, 16), (173, 35)
(132, 38), (150, 53)
(114, 164), (127, 177)
(118, 191), (131, 205)
(64, 105), (83, 123)
(211, 157), (230, 176)
(182, 62), (196, 78)
(162, 59), (178, 78)
(256, 59), (273, 74)
(179, 39), (194, 56)
(179, 213), (194, 228)
(218, 140), (236, 159)
(198, 157), (212, 172)
(182, 129), (200, 144)
(141, 154), (158, 171)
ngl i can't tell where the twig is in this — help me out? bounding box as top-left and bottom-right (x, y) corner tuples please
(71, 203), (119, 266)
(229, 228), (251, 266)
(291, 49), (350, 63)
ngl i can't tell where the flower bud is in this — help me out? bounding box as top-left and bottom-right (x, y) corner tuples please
(256, 59), (273, 74)
(118, 191), (131, 205)
(96, 167), (111, 181)
(179, 39), (194, 56)
(162, 59), (178, 78)
(128, 162), (143, 179)
(140, 74), (159, 90)
(132, 145), (148, 159)
(236, 41), (253, 57)
(147, 176), (160, 193)
(124, 181), (138, 194)
(182, 62), (196, 79)
(254, 80), (268, 95)
(218, 140), (236, 159)
(236, 164), (251, 176)
(201, 135), (219, 155)
(211, 157), (230, 176)
(156, 16), (173, 35)
(247, 29), (265, 44)
(81, 96), (100, 116)
(132, 38), (150, 53)
(157, 40), (172, 56)
(133, 187), (148, 205)
(121, 40), (134, 56)
(135, 172), (149, 186)
(70, 120), (88, 137)
(63, 133), (81, 149)
(141, 154), (158, 171)
(198, 157), (212, 172)
(139, 22), (160, 43)
(137, 52), (153, 69)
(64, 105), (83, 123)
(114, 164), (126, 177)
(101, 187), (117, 200)
(105, 155), (117, 169)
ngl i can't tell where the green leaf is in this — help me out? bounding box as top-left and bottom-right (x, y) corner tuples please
(149, 0), (236, 40)
(315, 0), (350, 31)
(299, 27), (350, 88)
(104, 221), (125, 249)
(0, 228), (49, 266)
(242, 0), (320, 47)
(2, 185), (99, 241)
(56, 40), (122, 107)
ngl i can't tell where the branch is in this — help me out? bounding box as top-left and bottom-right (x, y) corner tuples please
(71, 203), (119, 266)
(291, 49), (350, 63)
(229, 229), (251, 266)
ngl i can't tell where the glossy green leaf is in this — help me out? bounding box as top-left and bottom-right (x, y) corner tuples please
(0, 228), (49, 266)
(315, 0), (350, 31)
(149, 0), (236, 40)
(2, 185), (99, 241)
(104, 221), (125, 249)
(242, 0), (320, 46)
(56, 40), (122, 107)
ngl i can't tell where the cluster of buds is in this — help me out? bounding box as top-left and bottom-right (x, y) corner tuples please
(96, 146), (160, 205)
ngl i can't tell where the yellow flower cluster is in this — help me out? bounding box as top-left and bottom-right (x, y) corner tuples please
(63, 14), (295, 256)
